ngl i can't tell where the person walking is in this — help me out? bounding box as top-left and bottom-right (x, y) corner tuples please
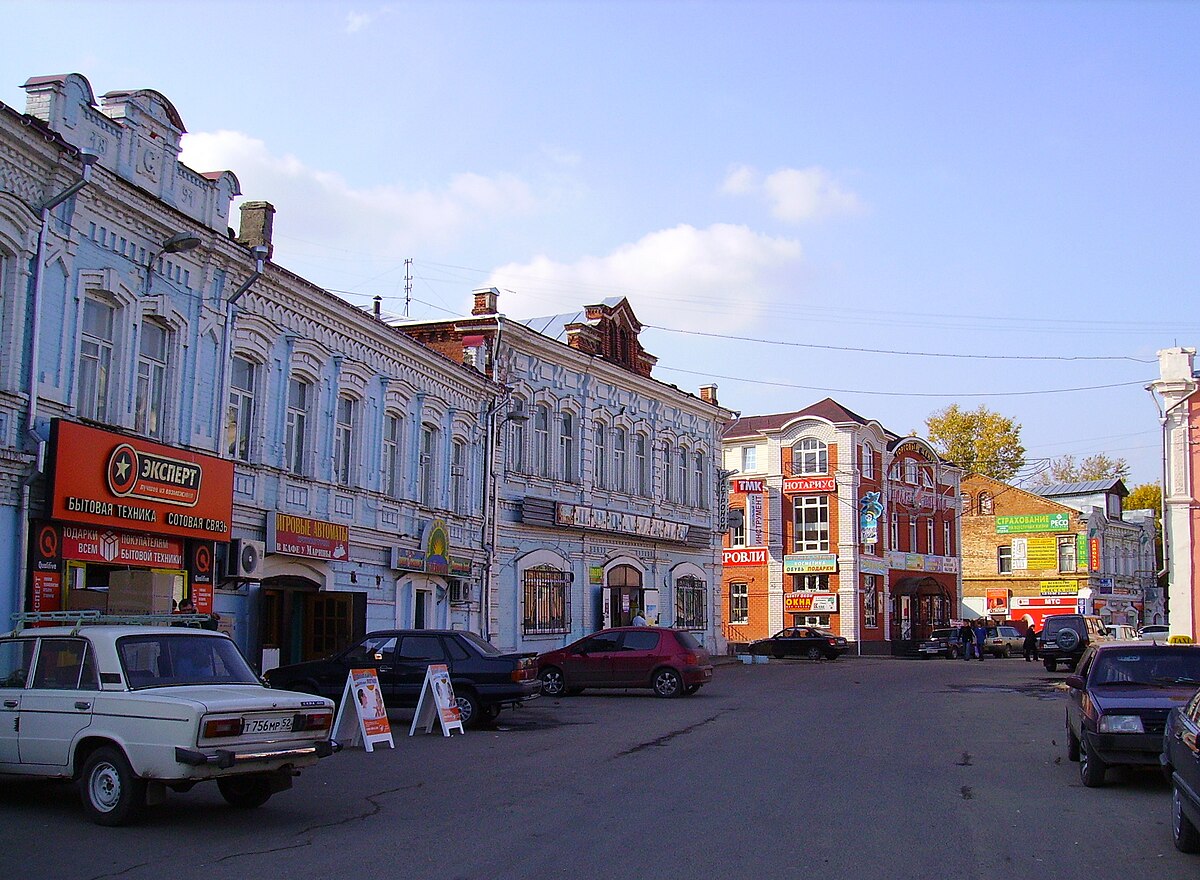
(1023, 623), (1039, 662)
(972, 620), (988, 661)
(959, 621), (974, 661)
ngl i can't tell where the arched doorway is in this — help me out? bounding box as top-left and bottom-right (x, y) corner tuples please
(889, 576), (953, 656)
(260, 576), (364, 667)
(605, 563), (644, 628)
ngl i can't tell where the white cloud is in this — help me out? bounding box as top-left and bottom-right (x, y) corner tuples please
(345, 12), (372, 34)
(722, 164), (864, 223)
(483, 223), (804, 333)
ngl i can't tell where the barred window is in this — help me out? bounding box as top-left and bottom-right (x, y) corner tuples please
(675, 575), (707, 630)
(522, 565), (570, 635)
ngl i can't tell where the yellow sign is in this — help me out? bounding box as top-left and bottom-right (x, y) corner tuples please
(1025, 537), (1058, 570)
(1168, 635), (1195, 645)
(1039, 580), (1077, 596)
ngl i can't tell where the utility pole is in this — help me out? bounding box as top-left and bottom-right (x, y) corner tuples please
(404, 258), (412, 318)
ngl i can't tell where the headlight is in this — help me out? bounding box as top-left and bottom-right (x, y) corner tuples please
(1098, 714), (1144, 734)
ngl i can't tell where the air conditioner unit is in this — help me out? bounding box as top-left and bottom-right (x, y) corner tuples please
(228, 538), (265, 580)
(449, 580), (470, 604)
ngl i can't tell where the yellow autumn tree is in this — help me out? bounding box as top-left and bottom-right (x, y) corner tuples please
(925, 404), (1026, 481)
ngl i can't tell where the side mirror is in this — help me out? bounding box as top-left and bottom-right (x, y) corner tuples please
(1064, 674), (1085, 690)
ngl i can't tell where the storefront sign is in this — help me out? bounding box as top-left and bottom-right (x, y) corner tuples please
(1039, 579), (1078, 596)
(449, 556), (472, 577)
(723, 547), (768, 566)
(783, 553), (838, 574)
(783, 476), (835, 494)
(268, 513), (350, 561)
(859, 492), (884, 546)
(186, 541), (215, 614)
(885, 551), (961, 574)
(986, 588), (1011, 616)
(61, 525), (184, 568)
(48, 420), (234, 541)
(784, 592), (839, 613)
(1089, 537), (1100, 571)
(1024, 536), (1059, 570)
(859, 556), (888, 575)
(746, 492), (764, 546)
(995, 513), (1071, 534)
(425, 519), (450, 575)
(732, 479), (765, 494)
(30, 522), (63, 613)
(888, 484), (950, 511)
(391, 548), (426, 572)
(555, 503), (690, 543)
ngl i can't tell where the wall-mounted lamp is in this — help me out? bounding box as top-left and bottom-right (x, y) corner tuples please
(161, 231), (202, 254)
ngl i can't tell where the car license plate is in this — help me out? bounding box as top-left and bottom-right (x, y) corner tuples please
(243, 716), (293, 734)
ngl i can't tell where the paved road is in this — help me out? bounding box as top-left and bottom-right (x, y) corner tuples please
(0, 655), (1192, 879)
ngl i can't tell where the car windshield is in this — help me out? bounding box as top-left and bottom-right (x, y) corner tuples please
(117, 633), (260, 688)
(1042, 617), (1076, 635)
(1089, 649), (1200, 687)
(458, 632), (503, 656)
(928, 629), (951, 640)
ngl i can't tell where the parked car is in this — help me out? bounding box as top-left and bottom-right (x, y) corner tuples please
(981, 625), (1025, 658)
(748, 627), (849, 661)
(920, 628), (965, 659)
(536, 627), (713, 698)
(1162, 685), (1200, 853)
(264, 629), (540, 728)
(1064, 642), (1200, 787)
(1141, 625), (1172, 641)
(0, 620), (337, 825)
(1039, 614), (1111, 672)
(1106, 624), (1139, 641)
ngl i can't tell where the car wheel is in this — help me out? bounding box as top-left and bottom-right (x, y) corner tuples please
(947, 647), (959, 660)
(1079, 737), (1107, 787)
(1044, 658), (1057, 672)
(1067, 727), (1080, 762)
(80, 746), (146, 827)
(1056, 629), (1080, 651)
(652, 667), (683, 698)
(684, 684), (701, 695)
(772, 651), (785, 660)
(1000, 645), (1010, 659)
(455, 690), (481, 727)
(482, 704), (502, 722)
(805, 646), (823, 661)
(539, 666), (566, 697)
(1173, 784), (1200, 853)
(217, 774), (274, 809)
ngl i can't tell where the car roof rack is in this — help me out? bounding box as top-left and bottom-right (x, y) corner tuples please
(8, 611), (212, 636)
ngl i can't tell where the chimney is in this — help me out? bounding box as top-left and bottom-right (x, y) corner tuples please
(472, 287), (500, 316)
(699, 384), (718, 405)
(237, 201), (275, 260)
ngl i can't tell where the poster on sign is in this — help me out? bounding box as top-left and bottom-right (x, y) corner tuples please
(332, 668), (394, 752)
(409, 664), (465, 737)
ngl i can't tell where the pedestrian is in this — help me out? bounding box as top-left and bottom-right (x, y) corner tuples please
(959, 620), (974, 661)
(973, 619), (988, 661)
(1023, 623), (1039, 662)
(631, 608), (648, 626)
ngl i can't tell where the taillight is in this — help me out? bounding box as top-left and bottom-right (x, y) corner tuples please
(293, 711), (333, 732)
(203, 717), (244, 738)
(828, 639), (837, 646)
(683, 652), (698, 665)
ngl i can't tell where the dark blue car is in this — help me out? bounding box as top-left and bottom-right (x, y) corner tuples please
(1163, 681), (1200, 853)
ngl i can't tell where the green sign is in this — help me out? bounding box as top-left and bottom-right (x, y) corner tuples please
(995, 513), (1070, 534)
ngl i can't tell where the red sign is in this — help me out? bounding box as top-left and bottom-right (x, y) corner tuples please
(1089, 538), (1100, 571)
(268, 512), (350, 561)
(732, 479), (765, 494)
(783, 476), (836, 494)
(48, 421), (233, 541)
(61, 525), (185, 567)
(986, 588), (1011, 616)
(188, 541), (215, 614)
(723, 547), (768, 566)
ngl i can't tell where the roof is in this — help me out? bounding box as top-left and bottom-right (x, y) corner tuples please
(518, 297), (626, 342)
(1037, 478), (1129, 498)
(724, 397), (896, 440)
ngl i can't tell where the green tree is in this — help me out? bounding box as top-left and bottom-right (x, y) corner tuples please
(1125, 482), (1161, 517)
(1034, 453), (1131, 486)
(924, 404), (1025, 481)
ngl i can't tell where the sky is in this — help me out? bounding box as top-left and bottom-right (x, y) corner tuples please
(4, 0), (1197, 489)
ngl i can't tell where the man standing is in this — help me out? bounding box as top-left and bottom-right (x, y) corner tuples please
(1023, 623), (1040, 662)
(959, 621), (974, 661)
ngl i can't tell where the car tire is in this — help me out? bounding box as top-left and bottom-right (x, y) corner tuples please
(217, 774), (274, 809)
(947, 647), (959, 660)
(539, 666), (566, 697)
(1173, 784), (1200, 853)
(1067, 727), (1080, 762)
(1043, 658), (1057, 672)
(684, 684), (701, 696)
(1079, 736), (1107, 787)
(455, 690), (481, 727)
(652, 667), (683, 698)
(1000, 645), (1010, 659)
(80, 746), (146, 827)
(805, 646), (823, 661)
(1056, 629), (1080, 651)
(482, 704), (502, 722)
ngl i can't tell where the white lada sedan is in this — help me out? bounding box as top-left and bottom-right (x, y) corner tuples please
(0, 620), (337, 825)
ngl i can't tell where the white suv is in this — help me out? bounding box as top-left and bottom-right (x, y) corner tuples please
(0, 617), (337, 825)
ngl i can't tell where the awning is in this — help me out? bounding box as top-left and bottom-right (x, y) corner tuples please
(892, 576), (947, 595)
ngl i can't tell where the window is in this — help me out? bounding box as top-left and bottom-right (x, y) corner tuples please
(613, 428), (627, 492)
(677, 448), (688, 505)
(693, 451), (706, 508)
(864, 575), (878, 628)
(978, 492), (994, 515)
(227, 356), (256, 462)
(675, 575), (706, 629)
(793, 496), (830, 552)
(508, 400), (526, 473)
(594, 422), (607, 487)
(741, 445), (758, 472)
(533, 404), (550, 476)
(79, 297), (115, 421)
(998, 546), (1012, 574)
(0, 639), (35, 688)
(32, 638), (98, 690)
(285, 377), (310, 475)
(635, 434), (649, 495)
(1057, 535), (1077, 573)
(559, 413), (576, 483)
(334, 395), (355, 485)
(623, 630), (660, 651)
(730, 507), (746, 547)
(451, 439), (467, 514)
(794, 438), (828, 475)
(905, 460), (918, 483)
(960, 493), (972, 515)
(862, 444), (875, 479)
(419, 425), (439, 506)
(889, 511), (898, 549)
(135, 321), (168, 438)
(729, 582), (749, 625)
(383, 413), (403, 498)
(926, 518), (935, 554)
(908, 516), (918, 553)
(662, 442), (673, 500)
(796, 574), (828, 591)
(944, 521), (952, 556)
(522, 565), (570, 634)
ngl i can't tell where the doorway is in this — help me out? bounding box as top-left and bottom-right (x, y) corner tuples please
(414, 589), (432, 629)
(260, 578), (365, 666)
(606, 564), (643, 628)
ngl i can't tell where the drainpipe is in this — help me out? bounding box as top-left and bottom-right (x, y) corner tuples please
(17, 150), (99, 616)
(479, 317), (504, 642)
(214, 246), (268, 455)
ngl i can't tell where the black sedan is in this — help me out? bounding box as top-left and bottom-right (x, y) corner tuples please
(1162, 683), (1200, 853)
(1065, 642), (1200, 787)
(264, 629), (540, 728)
(748, 627), (848, 660)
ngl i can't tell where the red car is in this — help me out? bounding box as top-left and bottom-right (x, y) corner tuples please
(536, 627), (713, 698)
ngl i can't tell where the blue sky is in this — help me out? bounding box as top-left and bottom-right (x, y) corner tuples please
(5, 0), (1197, 487)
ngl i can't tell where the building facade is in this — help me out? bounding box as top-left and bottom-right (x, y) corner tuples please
(0, 74), (497, 669)
(721, 399), (962, 655)
(398, 289), (735, 654)
(960, 474), (1158, 630)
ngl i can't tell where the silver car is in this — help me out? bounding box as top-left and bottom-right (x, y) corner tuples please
(982, 625), (1026, 658)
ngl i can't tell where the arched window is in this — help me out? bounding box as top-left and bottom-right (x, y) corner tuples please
(419, 424), (439, 506)
(675, 576), (707, 629)
(978, 491), (994, 516)
(905, 460), (919, 483)
(612, 428), (627, 492)
(533, 404), (550, 476)
(793, 437), (827, 475)
(861, 443), (875, 479)
(960, 492), (972, 515)
(594, 421), (607, 487)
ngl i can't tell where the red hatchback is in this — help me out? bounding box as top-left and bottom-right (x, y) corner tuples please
(536, 627), (713, 698)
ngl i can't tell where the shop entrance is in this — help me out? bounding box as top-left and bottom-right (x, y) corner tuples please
(606, 564), (643, 628)
(260, 578), (365, 667)
(889, 576), (952, 656)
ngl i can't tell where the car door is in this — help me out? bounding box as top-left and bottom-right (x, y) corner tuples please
(611, 630), (662, 686)
(1066, 648), (1096, 738)
(561, 632), (623, 686)
(17, 638), (98, 769)
(0, 639), (35, 767)
(393, 634), (448, 706)
(1173, 690), (1200, 812)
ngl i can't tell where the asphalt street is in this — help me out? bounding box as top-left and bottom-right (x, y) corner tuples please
(0, 654), (1192, 880)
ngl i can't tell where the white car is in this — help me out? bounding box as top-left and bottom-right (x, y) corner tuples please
(1106, 624), (1139, 641)
(0, 618), (337, 825)
(1140, 625), (1171, 640)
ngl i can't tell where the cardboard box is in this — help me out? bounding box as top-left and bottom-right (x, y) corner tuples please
(107, 570), (175, 614)
(65, 589), (108, 612)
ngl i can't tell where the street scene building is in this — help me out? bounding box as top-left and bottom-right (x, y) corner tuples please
(960, 473), (1158, 630)
(720, 398), (962, 655)
(397, 290), (735, 654)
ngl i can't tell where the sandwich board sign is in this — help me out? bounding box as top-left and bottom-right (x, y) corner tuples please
(409, 663), (464, 737)
(332, 668), (394, 752)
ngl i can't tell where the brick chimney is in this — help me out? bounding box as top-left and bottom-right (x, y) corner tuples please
(472, 287), (500, 316)
(699, 384), (719, 405)
(237, 201), (275, 260)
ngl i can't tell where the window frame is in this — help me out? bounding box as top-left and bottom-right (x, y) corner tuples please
(134, 320), (169, 439)
(419, 423), (439, 507)
(559, 412), (576, 483)
(78, 296), (116, 422)
(333, 394), (356, 486)
(227, 355), (257, 462)
(794, 437), (828, 475)
(998, 545), (1013, 574)
(792, 495), (830, 553)
(284, 376), (311, 475)
(383, 412), (403, 498)
(674, 575), (707, 630)
(729, 582), (749, 625)
(521, 565), (571, 635)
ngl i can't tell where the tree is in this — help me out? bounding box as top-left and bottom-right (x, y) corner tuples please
(1125, 482), (1161, 517)
(1034, 453), (1131, 486)
(924, 404), (1025, 482)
